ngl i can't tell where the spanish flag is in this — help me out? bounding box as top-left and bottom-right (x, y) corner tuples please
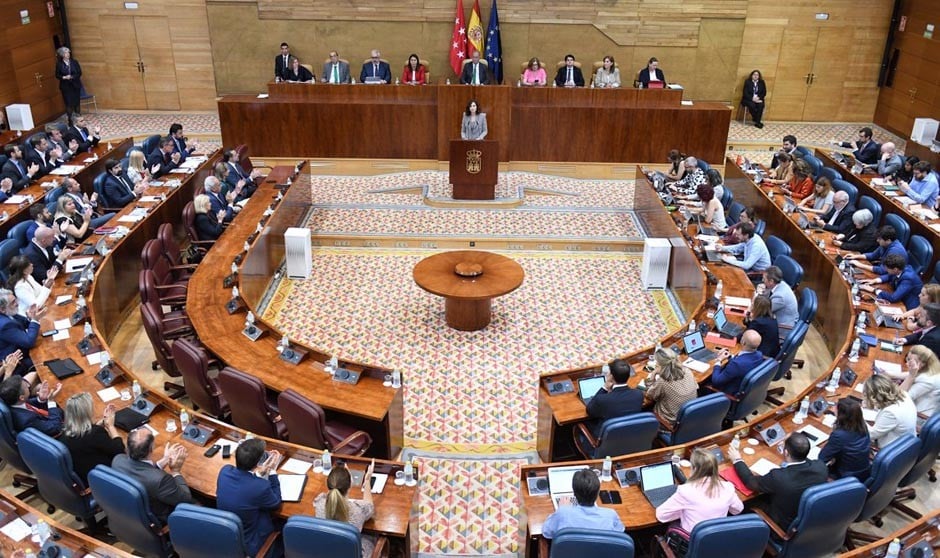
(467, 0), (484, 57)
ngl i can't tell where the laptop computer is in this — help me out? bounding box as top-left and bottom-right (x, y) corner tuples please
(577, 376), (606, 406)
(782, 197), (797, 213)
(640, 461), (678, 507)
(714, 306), (744, 338)
(682, 330), (717, 362)
(703, 247), (723, 262)
(547, 465), (589, 510)
(694, 214), (714, 236)
(873, 305), (904, 329)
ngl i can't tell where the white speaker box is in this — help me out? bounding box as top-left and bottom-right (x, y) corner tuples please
(5, 104), (34, 131)
(640, 238), (671, 290)
(911, 118), (939, 145)
(284, 227), (312, 279)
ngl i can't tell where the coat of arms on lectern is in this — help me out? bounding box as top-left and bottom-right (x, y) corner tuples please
(466, 149), (482, 174)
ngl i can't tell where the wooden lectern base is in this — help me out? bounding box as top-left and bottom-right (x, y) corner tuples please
(449, 139), (498, 200)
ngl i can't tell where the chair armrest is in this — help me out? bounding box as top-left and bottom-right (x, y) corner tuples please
(191, 240), (216, 247)
(154, 283), (187, 292)
(332, 430), (373, 456)
(752, 508), (790, 541)
(575, 422), (598, 448)
(255, 530), (281, 558)
(654, 535), (677, 558)
(704, 384), (739, 402)
(370, 535), (389, 558)
(656, 413), (676, 432)
(538, 536), (550, 558)
(169, 263), (198, 271)
(164, 325), (194, 338)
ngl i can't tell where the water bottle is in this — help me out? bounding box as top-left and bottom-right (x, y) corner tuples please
(715, 280), (723, 300)
(688, 319), (696, 332)
(601, 456), (612, 482)
(849, 338), (861, 362)
(180, 409), (190, 429)
(445, 78), (450, 85)
(885, 538), (901, 558)
(794, 397), (810, 424)
(851, 282), (859, 304)
(517, 79), (521, 87)
(322, 450), (332, 473)
(857, 311), (868, 331)
(132, 379), (142, 399)
(827, 367), (841, 393)
(731, 432), (741, 450)
(83, 322), (93, 338)
(37, 519), (51, 544)
(403, 460), (414, 484)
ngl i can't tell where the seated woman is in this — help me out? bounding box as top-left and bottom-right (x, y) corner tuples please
(864, 375), (917, 449)
(722, 206), (757, 245)
(521, 58), (547, 86)
(213, 162), (248, 204)
(6, 255), (55, 317)
(645, 347), (697, 427)
(798, 177), (834, 215)
(60, 393), (124, 484)
(741, 295), (779, 357)
(780, 160), (814, 200)
(193, 194), (224, 241)
(763, 152), (793, 186)
(900, 284), (940, 329)
(638, 57), (665, 88)
(665, 149), (686, 182)
(655, 448), (743, 536)
(897, 156), (919, 184)
(53, 195), (92, 244)
(832, 209), (877, 253)
(401, 54), (427, 85)
(819, 397), (871, 481)
(460, 99), (487, 141)
(126, 150), (150, 185)
(314, 464), (376, 558)
(899, 344), (940, 416)
(684, 183), (728, 233)
(593, 56), (620, 88)
(741, 70), (767, 128)
(283, 58), (314, 83)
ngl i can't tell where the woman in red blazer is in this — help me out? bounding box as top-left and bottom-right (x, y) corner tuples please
(401, 54), (427, 85)
(782, 160), (814, 200)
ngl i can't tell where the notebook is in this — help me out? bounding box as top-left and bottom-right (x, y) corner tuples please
(719, 466), (754, 496)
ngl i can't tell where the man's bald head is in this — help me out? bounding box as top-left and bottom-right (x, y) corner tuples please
(34, 226), (55, 246)
(741, 329), (762, 351)
(127, 428), (155, 461)
(881, 142), (896, 155)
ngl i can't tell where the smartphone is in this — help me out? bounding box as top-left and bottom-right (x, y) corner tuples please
(204, 444), (221, 458)
(41, 329), (58, 337)
(222, 445), (231, 458)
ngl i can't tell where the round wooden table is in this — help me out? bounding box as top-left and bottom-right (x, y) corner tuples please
(413, 251), (525, 331)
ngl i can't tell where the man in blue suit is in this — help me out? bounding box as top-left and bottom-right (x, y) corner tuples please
(168, 123), (198, 163)
(0, 289), (44, 378)
(147, 138), (181, 178)
(711, 330), (766, 395)
(103, 159), (144, 208)
(359, 50), (391, 84)
(860, 253), (924, 310)
(845, 225), (906, 275)
(585, 359), (643, 437)
(222, 149), (259, 201)
(204, 176), (236, 223)
(836, 127), (880, 165)
(216, 438), (283, 557)
(0, 376), (63, 436)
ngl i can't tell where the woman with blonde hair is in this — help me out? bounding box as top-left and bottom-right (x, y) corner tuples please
(60, 393), (124, 484)
(314, 463), (376, 557)
(900, 284), (940, 328)
(764, 152), (793, 186)
(193, 194), (224, 241)
(864, 374), (917, 448)
(899, 345), (940, 415)
(799, 176), (834, 214)
(655, 448), (743, 533)
(126, 150), (150, 185)
(53, 195), (92, 243)
(645, 347), (697, 426)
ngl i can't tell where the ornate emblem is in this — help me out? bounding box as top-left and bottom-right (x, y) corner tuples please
(466, 149), (482, 174)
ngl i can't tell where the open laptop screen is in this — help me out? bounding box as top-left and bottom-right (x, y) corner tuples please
(682, 330), (705, 354)
(714, 305), (729, 330)
(640, 462), (675, 490)
(547, 465), (588, 495)
(578, 376), (606, 401)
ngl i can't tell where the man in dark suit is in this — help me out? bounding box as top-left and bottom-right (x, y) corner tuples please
(103, 158), (144, 208)
(814, 190), (855, 235)
(45, 125), (79, 163)
(554, 54), (585, 87)
(24, 136), (60, 179)
(274, 42), (293, 80)
(111, 428), (196, 522)
(216, 438), (283, 557)
(729, 432), (828, 528)
(860, 253), (924, 310)
(359, 50), (392, 84)
(147, 138), (181, 179)
(24, 226), (72, 284)
(770, 135), (798, 170)
(222, 149), (259, 200)
(0, 289), (45, 378)
(585, 359), (643, 437)
(321, 51), (351, 84)
(460, 51), (491, 85)
(64, 116), (100, 153)
(0, 376), (63, 437)
(836, 127), (880, 165)
(711, 329), (766, 395)
(204, 176), (236, 223)
(168, 123), (198, 163)
(1, 145), (39, 192)
(899, 303), (940, 358)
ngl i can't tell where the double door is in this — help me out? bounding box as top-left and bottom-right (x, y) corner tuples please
(99, 15), (180, 110)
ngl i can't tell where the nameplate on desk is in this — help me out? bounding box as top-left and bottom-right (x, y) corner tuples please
(278, 346), (306, 365)
(242, 325), (264, 341)
(332, 367), (361, 385)
(545, 379), (573, 395)
(181, 424), (214, 447)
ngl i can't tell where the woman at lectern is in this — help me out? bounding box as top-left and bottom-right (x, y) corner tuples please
(401, 54), (427, 85)
(461, 100), (488, 141)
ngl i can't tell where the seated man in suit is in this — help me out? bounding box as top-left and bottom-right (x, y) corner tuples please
(359, 50), (391, 84)
(460, 51), (491, 85)
(45, 125), (79, 163)
(844, 225), (906, 275)
(24, 227), (71, 284)
(168, 123), (198, 163)
(25, 136), (61, 179)
(710, 330), (765, 395)
(728, 432), (828, 529)
(585, 359), (643, 437)
(719, 222), (772, 273)
(147, 138), (181, 179)
(859, 253), (924, 310)
(0, 289), (46, 379)
(898, 161), (939, 209)
(0, 376), (63, 436)
(831, 209), (877, 253)
(103, 159), (145, 208)
(898, 303), (940, 358)
(812, 190), (855, 234)
(222, 149), (260, 199)
(541, 468), (624, 539)
(770, 135), (798, 170)
(112, 428), (196, 522)
(1, 145), (40, 192)
(62, 177), (114, 228)
(64, 115), (101, 153)
(760, 266), (799, 328)
(553, 54), (584, 87)
(876, 142), (904, 177)
(321, 50), (351, 84)
(216, 438), (282, 557)
(204, 176), (237, 223)
(835, 126), (880, 165)
(25, 205), (52, 243)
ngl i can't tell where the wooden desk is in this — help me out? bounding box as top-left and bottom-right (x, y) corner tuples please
(218, 85), (730, 164)
(839, 509), (940, 557)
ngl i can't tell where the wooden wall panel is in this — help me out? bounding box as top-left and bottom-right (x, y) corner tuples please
(0, 0), (65, 125)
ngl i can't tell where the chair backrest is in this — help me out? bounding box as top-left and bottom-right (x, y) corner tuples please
(218, 367), (281, 439)
(141, 237), (177, 288)
(25, 132), (47, 150)
(797, 287), (817, 324)
(857, 434), (921, 521)
(774, 322), (808, 381)
(140, 302), (178, 377)
(774, 255), (804, 289)
(753, 219), (766, 237)
(777, 477), (867, 558)
(817, 166), (840, 183)
(719, 186), (733, 210)
(934, 261), (940, 285)
(832, 179), (858, 205)
(901, 413), (940, 487)
(157, 222), (185, 267)
(697, 159), (711, 173)
(93, 171), (111, 207)
(0, 239), (22, 283)
(168, 503), (249, 558)
(727, 202), (745, 226)
(857, 195), (881, 227)
(88, 465), (170, 558)
(17, 428), (95, 521)
(594, 412), (659, 457)
(727, 358), (778, 421)
(672, 393), (731, 445)
(141, 134), (161, 156)
(550, 528), (635, 558)
(6, 220), (32, 248)
(685, 514), (769, 558)
(284, 515), (362, 558)
(277, 389), (329, 450)
(765, 235), (791, 262)
(182, 201), (201, 243)
(0, 401), (30, 475)
(802, 155), (823, 179)
(883, 213), (910, 246)
(907, 234), (932, 277)
(794, 145), (811, 158)
(171, 338), (226, 418)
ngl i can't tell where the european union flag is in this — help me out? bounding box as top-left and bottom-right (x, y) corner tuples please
(484, 0), (502, 84)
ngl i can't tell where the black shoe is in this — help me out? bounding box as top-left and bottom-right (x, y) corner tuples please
(755, 122), (764, 129)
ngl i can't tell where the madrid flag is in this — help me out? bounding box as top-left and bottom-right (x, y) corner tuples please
(449, 0), (468, 75)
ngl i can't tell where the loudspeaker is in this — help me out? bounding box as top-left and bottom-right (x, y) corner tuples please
(284, 227), (312, 279)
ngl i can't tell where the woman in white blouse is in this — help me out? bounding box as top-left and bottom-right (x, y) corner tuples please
(593, 55), (620, 88)
(6, 255), (56, 316)
(899, 345), (940, 416)
(126, 150), (150, 185)
(864, 374), (917, 448)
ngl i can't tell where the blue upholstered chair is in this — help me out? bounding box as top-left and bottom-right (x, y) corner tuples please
(722, 358), (778, 423)
(719, 187), (733, 210)
(656, 514), (769, 558)
(858, 195), (881, 227)
(0, 238), (21, 284)
(550, 528), (634, 558)
(0, 402), (38, 499)
(817, 166), (840, 183)
(798, 287), (817, 323)
(87, 465), (172, 558)
(753, 219), (766, 237)
(727, 202), (745, 226)
(765, 235), (790, 263)
(169, 503), (280, 558)
(574, 413), (659, 459)
(141, 134), (161, 156)
(658, 393), (730, 446)
(696, 159), (710, 173)
(16, 429), (97, 525)
(890, 413), (940, 519)
(774, 255), (804, 289)
(283, 515), (388, 558)
(773, 321), (808, 382)
(802, 155), (823, 179)
(884, 213), (910, 246)
(6, 220), (32, 248)
(832, 179), (858, 205)
(794, 146), (811, 158)
(908, 235), (932, 277)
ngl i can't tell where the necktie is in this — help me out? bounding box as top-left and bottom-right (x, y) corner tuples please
(568, 68), (573, 83)
(474, 65), (479, 85)
(120, 175), (133, 195)
(284, 55), (288, 69)
(15, 160), (25, 177)
(828, 208), (839, 225)
(79, 128), (87, 142)
(332, 64), (338, 83)
(373, 63), (378, 77)
(25, 403), (49, 418)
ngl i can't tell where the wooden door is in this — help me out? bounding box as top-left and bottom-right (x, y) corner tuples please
(134, 17), (181, 111)
(769, 27), (818, 120)
(6, 15), (63, 123)
(98, 15), (147, 109)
